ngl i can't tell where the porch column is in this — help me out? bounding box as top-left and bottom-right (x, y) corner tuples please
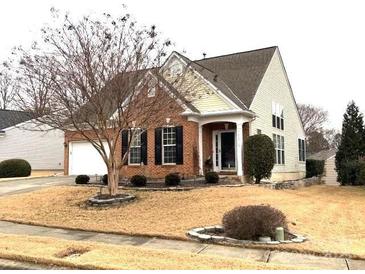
(236, 122), (243, 176)
(198, 124), (204, 175)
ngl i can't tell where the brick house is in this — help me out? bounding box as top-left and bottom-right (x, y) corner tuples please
(65, 46), (306, 182)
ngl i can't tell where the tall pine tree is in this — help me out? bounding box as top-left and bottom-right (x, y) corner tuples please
(335, 101), (365, 184)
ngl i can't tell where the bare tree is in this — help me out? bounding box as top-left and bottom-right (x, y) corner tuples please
(324, 129), (341, 149)
(297, 103), (328, 135)
(14, 9), (198, 196)
(0, 69), (17, 110)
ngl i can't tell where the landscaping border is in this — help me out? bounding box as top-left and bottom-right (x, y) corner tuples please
(187, 225), (307, 245)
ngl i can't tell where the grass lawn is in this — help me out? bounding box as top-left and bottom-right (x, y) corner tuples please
(0, 233), (297, 270)
(0, 185), (364, 258)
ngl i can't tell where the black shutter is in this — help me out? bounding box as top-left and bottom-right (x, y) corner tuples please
(141, 129), (148, 165)
(155, 128), (162, 165)
(175, 126), (183, 165)
(121, 130), (129, 165)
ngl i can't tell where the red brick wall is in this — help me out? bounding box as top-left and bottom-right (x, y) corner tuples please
(120, 115), (199, 179)
(64, 116), (199, 179)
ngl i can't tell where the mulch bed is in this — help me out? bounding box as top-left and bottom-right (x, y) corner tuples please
(85, 176), (245, 191)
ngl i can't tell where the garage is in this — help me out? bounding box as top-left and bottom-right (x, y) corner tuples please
(68, 141), (108, 175)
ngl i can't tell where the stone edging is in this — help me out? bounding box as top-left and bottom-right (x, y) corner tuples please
(76, 183), (248, 192)
(88, 194), (136, 206)
(187, 225), (307, 245)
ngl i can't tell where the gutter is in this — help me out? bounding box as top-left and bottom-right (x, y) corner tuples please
(181, 109), (256, 118)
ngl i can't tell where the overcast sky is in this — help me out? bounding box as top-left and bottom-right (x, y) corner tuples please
(1, 0), (364, 130)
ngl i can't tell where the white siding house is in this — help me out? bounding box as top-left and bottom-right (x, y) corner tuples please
(0, 110), (64, 174)
(249, 48), (306, 181)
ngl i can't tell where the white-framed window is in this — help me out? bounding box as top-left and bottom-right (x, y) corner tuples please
(272, 102), (284, 130)
(129, 129), (142, 165)
(169, 61), (183, 76)
(162, 127), (176, 164)
(273, 134), (285, 165)
(148, 87), (156, 97)
(298, 138), (306, 162)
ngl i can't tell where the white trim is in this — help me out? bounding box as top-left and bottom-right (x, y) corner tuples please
(110, 70), (197, 120)
(161, 127), (177, 165)
(212, 129), (237, 172)
(128, 128), (142, 165)
(198, 125), (203, 175)
(183, 109), (255, 118)
(161, 52), (246, 112)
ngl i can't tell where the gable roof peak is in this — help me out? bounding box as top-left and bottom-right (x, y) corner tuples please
(193, 46), (278, 62)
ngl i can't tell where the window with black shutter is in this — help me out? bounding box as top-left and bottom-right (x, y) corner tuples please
(121, 130), (129, 165)
(154, 128), (162, 165)
(175, 126), (183, 165)
(140, 130), (148, 165)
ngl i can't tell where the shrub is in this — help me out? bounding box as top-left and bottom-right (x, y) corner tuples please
(306, 159), (325, 178)
(358, 161), (365, 185)
(130, 175), (147, 187)
(222, 205), (288, 240)
(75, 175), (90, 184)
(165, 173), (181, 186)
(205, 171), (219, 184)
(102, 174), (108, 185)
(245, 135), (275, 184)
(338, 160), (365, 185)
(0, 159), (31, 178)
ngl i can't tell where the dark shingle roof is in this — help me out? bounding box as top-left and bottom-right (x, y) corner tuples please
(308, 149), (337, 161)
(194, 46), (277, 108)
(0, 109), (32, 130)
(174, 51), (249, 111)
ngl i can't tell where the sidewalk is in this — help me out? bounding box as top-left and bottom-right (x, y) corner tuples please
(0, 220), (364, 270)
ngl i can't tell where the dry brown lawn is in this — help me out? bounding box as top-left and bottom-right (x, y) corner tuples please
(0, 233), (298, 270)
(0, 185), (364, 258)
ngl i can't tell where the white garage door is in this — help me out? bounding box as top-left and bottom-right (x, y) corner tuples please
(69, 141), (108, 175)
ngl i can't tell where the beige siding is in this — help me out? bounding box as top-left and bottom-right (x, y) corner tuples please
(324, 157), (338, 185)
(163, 55), (235, 113)
(249, 49), (306, 180)
(0, 122), (64, 170)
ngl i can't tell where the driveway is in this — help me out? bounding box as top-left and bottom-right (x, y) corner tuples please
(0, 176), (74, 197)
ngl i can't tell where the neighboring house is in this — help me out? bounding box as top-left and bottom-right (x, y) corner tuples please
(308, 149), (338, 185)
(65, 46), (306, 182)
(0, 109), (64, 175)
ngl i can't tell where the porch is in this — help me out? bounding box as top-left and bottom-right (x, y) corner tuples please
(198, 121), (250, 177)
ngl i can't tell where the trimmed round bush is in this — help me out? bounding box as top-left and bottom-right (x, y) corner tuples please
(205, 171), (219, 184)
(245, 135), (275, 184)
(130, 175), (147, 187)
(102, 174), (108, 185)
(222, 205), (288, 240)
(0, 159), (31, 178)
(75, 175), (90, 184)
(165, 173), (181, 186)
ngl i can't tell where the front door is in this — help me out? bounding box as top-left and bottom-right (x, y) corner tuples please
(213, 131), (236, 172)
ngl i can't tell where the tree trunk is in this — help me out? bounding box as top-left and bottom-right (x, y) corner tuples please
(255, 177), (261, 184)
(108, 158), (120, 196)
